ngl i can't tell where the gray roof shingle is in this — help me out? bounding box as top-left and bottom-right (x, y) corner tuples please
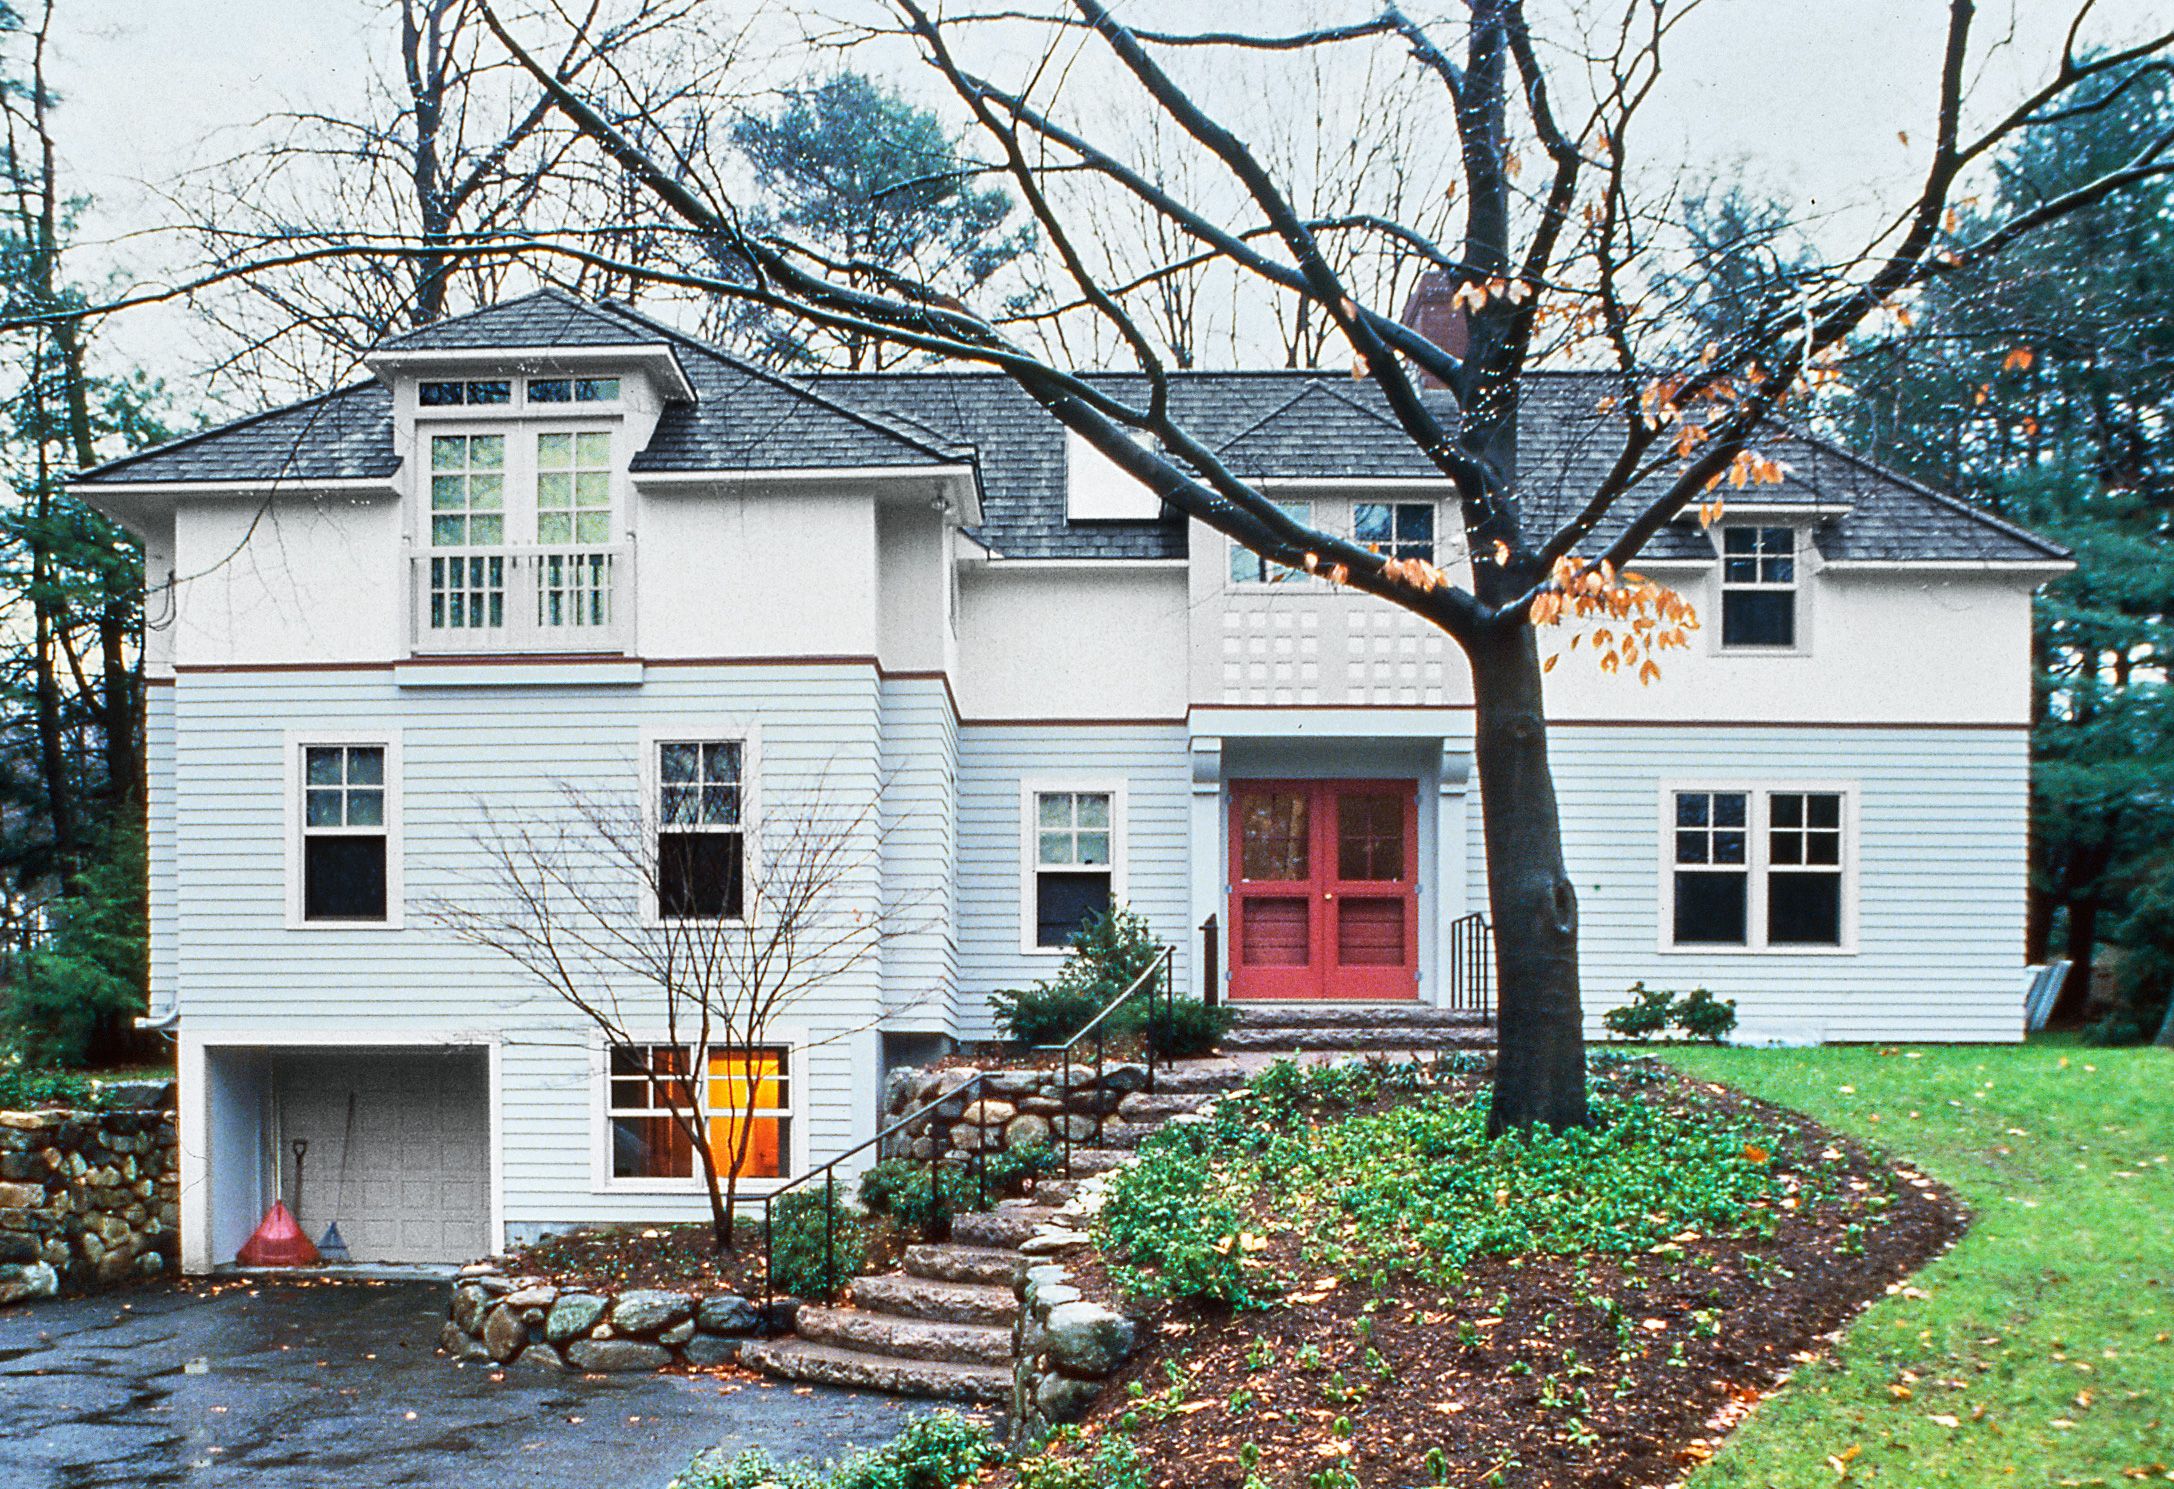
(77, 294), (2065, 568)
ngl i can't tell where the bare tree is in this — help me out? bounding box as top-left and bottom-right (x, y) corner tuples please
(176, 0), (744, 394)
(458, 0), (2173, 1132)
(430, 759), (912, 1248)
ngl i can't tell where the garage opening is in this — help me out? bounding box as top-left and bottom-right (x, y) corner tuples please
(261, 1046), (492, 1266)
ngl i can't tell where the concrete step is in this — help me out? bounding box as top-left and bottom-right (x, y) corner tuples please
(794, 1305), (1014, 1367)
(1227, 1003), (1492, 1030)
(849, 1273), (1020, 1327)
(904, 1244), (1022, 1288)
(951, 1204), (1069, 1250)
(738, 1337), (1011, 1404)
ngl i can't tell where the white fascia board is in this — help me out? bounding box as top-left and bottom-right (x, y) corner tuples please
(965, 557), (1190, 572)
(68, 477), (396, 499)
(366, 343), (697, 402)
(1671, 500), (1854, 519)
(1254, 477), (1456, 492)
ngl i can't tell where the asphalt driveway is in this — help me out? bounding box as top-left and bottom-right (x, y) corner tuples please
(0, 1278), (935, 1489)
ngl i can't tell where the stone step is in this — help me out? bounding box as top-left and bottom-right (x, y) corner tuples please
(904, 1243), (1022, 1288)
(794, 1305), (1014, 1367)
(1155, 1061), (1250, 1094)
(738, 1338), (1011, 1404)
(1220, 1024), (1494, 1053)
(849, 1273), (1020, 1327)
(1048, 1146), (1129, 1175)
(951, 1204), (1070, 1250)
(1028, 1178), (1082, 1206)
(1227, 1003), (1492, 1030)
(1116, 1090), (1216, 1121)
(1091, 1122), (1162, 1151)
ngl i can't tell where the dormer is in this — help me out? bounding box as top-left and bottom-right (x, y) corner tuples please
(361, 293), (698, 658)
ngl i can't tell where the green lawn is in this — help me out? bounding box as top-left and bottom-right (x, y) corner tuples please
(1667, 1042), (2173, 1487)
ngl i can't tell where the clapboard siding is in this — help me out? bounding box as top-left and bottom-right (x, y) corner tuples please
(1465, 724), (2030, 1043)
(145, 684), (178, 1018)
(879, 676), (960, 1029)
(169, 664), (891, 1228)
(954, 725), (1192, 1041)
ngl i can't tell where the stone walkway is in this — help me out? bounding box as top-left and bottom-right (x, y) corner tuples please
(0, 1277), (938, 1489)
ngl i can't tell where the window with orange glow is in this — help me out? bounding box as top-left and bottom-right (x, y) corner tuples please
(606, 1043), (790, 1182)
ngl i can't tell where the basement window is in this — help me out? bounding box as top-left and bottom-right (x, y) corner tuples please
(606, 1043), (791, 1182)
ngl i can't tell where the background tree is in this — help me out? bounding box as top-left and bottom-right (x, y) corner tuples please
(431, 768), (914, 1249)
(717, 71), (1035, 370)
(472, 0), (2174, 1131)
(0, 0), (167, 1064)
(1831, 57), (2174, 1035)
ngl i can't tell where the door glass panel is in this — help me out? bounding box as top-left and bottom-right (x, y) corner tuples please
(1240, 896), (1310, 966)
(1239, 791), (1309, 881)
(1336, 898), (1405, 965)
(1337, 794), (1405, 881)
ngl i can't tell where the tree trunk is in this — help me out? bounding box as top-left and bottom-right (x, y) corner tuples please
(1469, 624), (1588, 1133)
(2056, 896), (2100, 1028)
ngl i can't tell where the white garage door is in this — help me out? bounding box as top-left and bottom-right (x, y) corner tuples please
(275, 1048), (491, 1265)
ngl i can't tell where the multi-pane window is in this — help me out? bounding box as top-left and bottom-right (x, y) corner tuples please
(301, 745), (388, 921)
(419, 379), (511, 407)
(1228, 500), (1315, 585)
(1768, 792), (1844, 945)
(528, 377), (621, 404)
(1720, 527), (1797, 648)
(1669, 787), (1850, 950)
(1033, 790), (1114, 947)
(429, 434), (506, 546)
(658, 741), (744, 920)
(535, 432), (613, 544)
(608, 1044), (791, 1182)
(1673, 790), (1749, 944)
(1353, 501), (1435, 563)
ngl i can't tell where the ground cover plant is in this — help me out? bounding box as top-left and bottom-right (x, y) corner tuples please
(669, 1408), (1000, 1489)
(999, 1054), (1960, 1487)
(1669, 1042), (2173, 1488)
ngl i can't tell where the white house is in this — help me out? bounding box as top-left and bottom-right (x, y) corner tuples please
(77, 290), (2068, 1271)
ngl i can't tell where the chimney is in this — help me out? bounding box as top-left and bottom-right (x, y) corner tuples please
(1399, 268), (1469, 388)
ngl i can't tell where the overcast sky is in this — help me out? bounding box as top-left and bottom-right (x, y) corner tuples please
(34, 0), (2167, 397)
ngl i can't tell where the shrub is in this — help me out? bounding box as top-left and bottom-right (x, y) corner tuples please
(1602, 982), (1737, 1043)
(1013, 1429), (1148, 1489)
(766, 1188), (869, 1302)
(992, 906), (1162, 1046)
(1673, 987), (1738, 1043)
(1135, 995), (1235, 1059)
(1601, 981), (1675, 1042)
(671, 1410), (998, 1489)
(857, 1142), (1059, 1232)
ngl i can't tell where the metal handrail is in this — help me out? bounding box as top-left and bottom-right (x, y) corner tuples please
(757, 1069), (999, 1323)
(1446, 911), (1495, 1017)
(1032, 943), (1177, 1179)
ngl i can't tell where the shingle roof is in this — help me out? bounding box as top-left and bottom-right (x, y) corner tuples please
(73, 382), (397, 485)
(76, 293), (2066, 568)
(374, 287), (664, 351)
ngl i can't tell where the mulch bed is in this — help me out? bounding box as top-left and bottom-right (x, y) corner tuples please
(1005, 1066), (1965, 1489)
(503, 1223), (771, 1296)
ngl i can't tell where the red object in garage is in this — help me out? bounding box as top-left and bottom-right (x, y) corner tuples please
(236, 1201), (319, 1268)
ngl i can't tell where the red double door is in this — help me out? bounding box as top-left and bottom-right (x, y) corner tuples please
(1228, 779), (1419, 1001)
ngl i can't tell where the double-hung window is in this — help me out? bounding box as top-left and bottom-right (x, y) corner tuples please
(1720, 527), (1797, 648)
(1353, 501), (1435, 563)
(1667, 786), (1850, 950)
(657, 740), (745, 920)
(606, 1043), (791, 1182)
(298, 743), (392, 923)
(1229, 500), (1315, 585)
(1027, 787), (1121, 949)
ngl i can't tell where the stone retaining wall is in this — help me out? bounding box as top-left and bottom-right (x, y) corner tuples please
(441, 1261), (793, 1372)
(879, 1061), (1150, 1159)
(1010, 1170), (1143, 1439)
(0, 1096), (178, 1305)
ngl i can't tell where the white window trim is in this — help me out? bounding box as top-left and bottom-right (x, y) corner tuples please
(1018, 777), (1129, 956)
(1712, 523), (1814, 657)
(639, 722), (761, 929)
(283, 729), (404, 930)
(588, 1026), (809, 1196)
(1655, 780), (1858, 956)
